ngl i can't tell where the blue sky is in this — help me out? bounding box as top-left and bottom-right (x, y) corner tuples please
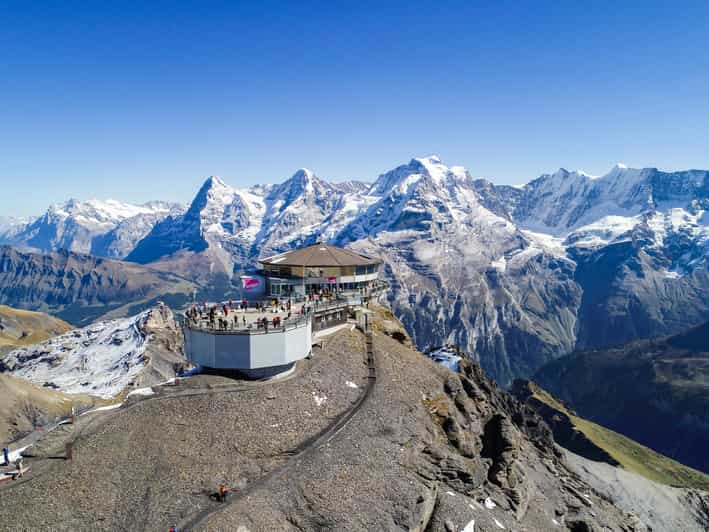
(1, 1), (708, 216)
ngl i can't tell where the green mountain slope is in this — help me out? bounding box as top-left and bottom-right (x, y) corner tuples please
(513, 380), (709, 491)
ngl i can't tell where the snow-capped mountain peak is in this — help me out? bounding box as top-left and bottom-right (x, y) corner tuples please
(369, 155), (469, 198)
(3, 155), (708, 388)
(44, 198), (171, 225)
(193, 175), (235, 204)
(1, 197), (183, 258)
(272, 168), (324, 200)
(291, 167), (315, 182)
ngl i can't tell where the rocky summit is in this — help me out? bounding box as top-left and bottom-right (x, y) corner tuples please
(1, 307), (707, 531)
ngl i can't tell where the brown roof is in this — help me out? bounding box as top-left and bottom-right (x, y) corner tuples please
(259, 243), (381, 267)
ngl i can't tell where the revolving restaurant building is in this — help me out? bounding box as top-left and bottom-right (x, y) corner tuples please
(258, 243), (382, 298)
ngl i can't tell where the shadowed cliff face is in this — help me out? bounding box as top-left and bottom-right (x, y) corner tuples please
(534, 322), (709, 475)
(571, 238), (709, 351)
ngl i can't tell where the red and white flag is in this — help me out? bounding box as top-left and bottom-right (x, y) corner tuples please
(241, 277), (260, 290)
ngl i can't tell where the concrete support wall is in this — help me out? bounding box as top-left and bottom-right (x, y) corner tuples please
(184, 321), (312, 370)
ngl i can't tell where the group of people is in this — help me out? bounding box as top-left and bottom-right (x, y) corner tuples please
(186, 298), (304, 332)
(186, 300), (247, 331)
(255, 314), (288, 329)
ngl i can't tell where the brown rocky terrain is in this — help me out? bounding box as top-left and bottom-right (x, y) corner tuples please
(0, 306), (707, 531)
(0, 374), (99, 443)
(0, 246), (198, 326)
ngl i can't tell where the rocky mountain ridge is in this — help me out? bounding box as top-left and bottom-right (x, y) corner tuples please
(0, 246), (198, 326)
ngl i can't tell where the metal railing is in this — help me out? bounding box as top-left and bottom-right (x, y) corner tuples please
(179, 313), (311, 336)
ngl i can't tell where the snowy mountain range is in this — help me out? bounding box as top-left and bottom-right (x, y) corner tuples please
(0, 199), (184, 258)
(2, 156), (707, 384)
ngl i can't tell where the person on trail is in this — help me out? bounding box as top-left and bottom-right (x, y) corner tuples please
(168, 526), (178, 532)
(14, 457), (24, 479)
(219, 484), (229, 502)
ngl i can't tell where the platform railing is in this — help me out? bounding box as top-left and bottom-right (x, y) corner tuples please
(178, 312), (312, 336)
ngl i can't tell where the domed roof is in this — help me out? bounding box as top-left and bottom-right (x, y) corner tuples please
(259, 243), (381, 268)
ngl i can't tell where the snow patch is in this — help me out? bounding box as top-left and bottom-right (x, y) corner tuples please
(426, 346), (462, 372)
(126, 386), (155, 398)
(3, 311), (153, 398)
(80, 403), (123, 416)
(312, 392), (327, 407)
(490, 256), (507, 272)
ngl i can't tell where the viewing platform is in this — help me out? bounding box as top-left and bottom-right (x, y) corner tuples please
(181, 300), (352, 378)
(181, 243), (386, 378)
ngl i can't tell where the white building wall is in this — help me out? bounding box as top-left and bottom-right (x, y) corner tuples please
(184, 321), (312, 370)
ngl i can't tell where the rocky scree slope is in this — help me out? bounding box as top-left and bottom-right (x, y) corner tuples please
(196, 308), (708, 531)
(0, 373), (100, 443)
(534, 321), (709, 475)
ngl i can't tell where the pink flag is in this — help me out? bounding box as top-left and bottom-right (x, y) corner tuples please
(242, 277), (260, 290)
